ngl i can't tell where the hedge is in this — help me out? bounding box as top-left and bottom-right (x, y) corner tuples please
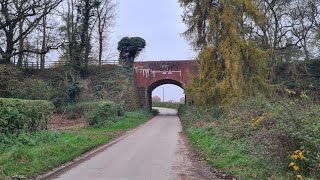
(56, 101), (124, 127)
(0, 98), (54, 134)
(56, 101), (106, 114)
(86, 101), (124, 127)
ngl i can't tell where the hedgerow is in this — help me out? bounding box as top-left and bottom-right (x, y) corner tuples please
(86, 101), (124, 127)
(56, 101), (124, 127)
(0, 98), (54, 134)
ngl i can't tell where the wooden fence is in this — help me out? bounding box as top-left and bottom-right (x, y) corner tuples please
(20, 60), (119, 69)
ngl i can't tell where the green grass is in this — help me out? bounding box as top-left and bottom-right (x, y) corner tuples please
(103, 110), (151, 131)
(0, 110), (151, 179)
(152, 102), (182, 109)
(179, 97), (320, 180)
(185, 127), (287, 180)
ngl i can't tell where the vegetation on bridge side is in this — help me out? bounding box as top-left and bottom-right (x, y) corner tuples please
(0, 64), (141, 111)
(0, 62), (148, 179)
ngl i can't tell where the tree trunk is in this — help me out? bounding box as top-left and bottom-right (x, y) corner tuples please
(83, 0), (91, 70)
(3, 27), (15, 64)
(67, 0), (74, 64)
(40, 8), (48, 69)
(99, 33), (103, 67)
(98, 11), (103, 67)
(17, 19), (24, 68)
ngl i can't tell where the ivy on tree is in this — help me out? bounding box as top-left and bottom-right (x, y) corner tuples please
(180, 0), (271, 105)
(117, 37), (146, 67)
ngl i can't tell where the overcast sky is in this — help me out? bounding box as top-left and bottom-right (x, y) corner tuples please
(109, 0), (195, 102)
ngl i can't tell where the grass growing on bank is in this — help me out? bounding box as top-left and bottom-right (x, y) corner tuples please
(179, 95), (320, 179)
(186, 127), (286, 180)
(0, 110), (151, 179)
(97, 110), (152, 131)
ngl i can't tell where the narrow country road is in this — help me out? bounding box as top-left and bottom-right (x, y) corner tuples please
(52, 108), (223, 180)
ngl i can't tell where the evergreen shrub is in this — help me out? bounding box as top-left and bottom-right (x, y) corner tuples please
(0, 98), (54, 134)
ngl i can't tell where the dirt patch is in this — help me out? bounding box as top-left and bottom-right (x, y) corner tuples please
(48, 113), (87, 131)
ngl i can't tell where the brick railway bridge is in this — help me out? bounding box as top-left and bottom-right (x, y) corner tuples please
(134, 60), (197, 110)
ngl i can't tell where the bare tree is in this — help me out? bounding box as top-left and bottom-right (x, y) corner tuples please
(60, 0), (116, 71)
(252, 0), (320, 60)
(95, 0), (116, 66)
(0, 0), (62, 65)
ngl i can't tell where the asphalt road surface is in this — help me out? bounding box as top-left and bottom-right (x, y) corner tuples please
(53, 108), (223, 180)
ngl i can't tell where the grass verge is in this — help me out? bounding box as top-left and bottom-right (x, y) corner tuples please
(178, 103), (292, 180)
(185, 127), (287, 180)
(180, 94), (320, 179)
(0, 110), (151, 179)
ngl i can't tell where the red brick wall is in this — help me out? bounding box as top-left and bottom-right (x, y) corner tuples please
(133, 60), (197, 110)
(134, 60), (197, 90)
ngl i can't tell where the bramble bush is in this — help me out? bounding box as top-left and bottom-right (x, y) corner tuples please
(0, 65), (54, 101)
(7, 78), (53, 100)
(0, 98), (54, 134)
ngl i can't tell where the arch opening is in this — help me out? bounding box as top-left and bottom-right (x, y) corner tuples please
(146, 79), (185, 110)
(147, 79), (183, 92)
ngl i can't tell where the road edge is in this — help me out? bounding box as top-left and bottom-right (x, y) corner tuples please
(34, 115), (156, 180)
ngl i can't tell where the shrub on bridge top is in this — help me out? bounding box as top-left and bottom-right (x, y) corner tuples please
(0, 98), (54, 134)
(85, 101), (125, 127)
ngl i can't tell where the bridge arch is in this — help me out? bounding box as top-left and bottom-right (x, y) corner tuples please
(147, 79), (183, 92)
(134, 60), (197, 111)
(146, 79), (184, 110)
